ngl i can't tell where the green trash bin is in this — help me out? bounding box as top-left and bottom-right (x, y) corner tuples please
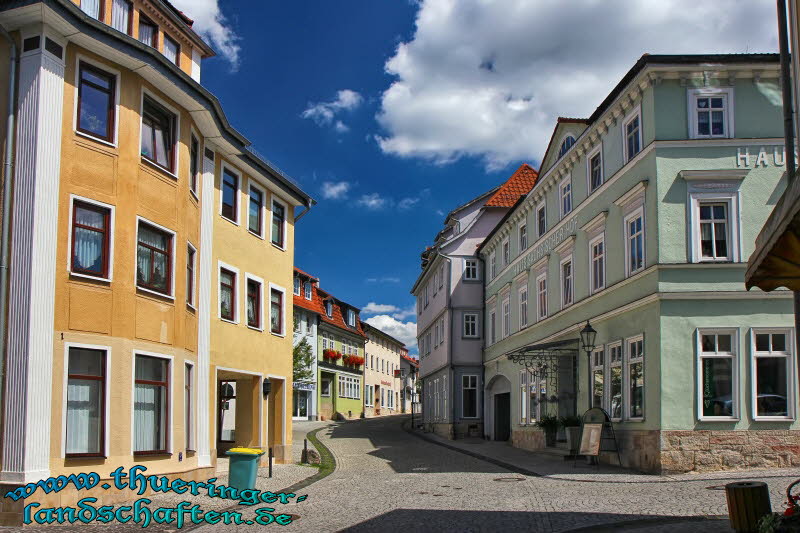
(226, 447), (265, 491)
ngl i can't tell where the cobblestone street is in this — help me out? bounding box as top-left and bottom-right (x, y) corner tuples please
(204, 415), (798, 532)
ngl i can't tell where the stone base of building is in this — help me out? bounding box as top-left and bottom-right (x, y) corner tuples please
(269, 444), (293, 464)
(424, 422), (455, 440)
(423, 421), (483, 440)
(659, 429), (800, 474)
(511, 427), (546, 451)
(0, 465), (216, 527)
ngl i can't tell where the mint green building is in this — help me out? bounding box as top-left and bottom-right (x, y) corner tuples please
(478, 54), (798, 473)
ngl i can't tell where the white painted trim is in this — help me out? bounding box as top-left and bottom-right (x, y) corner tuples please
(186, 241), (197, 309)
(247, 177), (268, 239)
(189, 128), (201, 199)
(535, 200), (547, 238)
(67, 194), (116, 282)
(501, 237), (510, 267)
(217, 260), (241, 324)
(61, 342), (112, 459)
(73, 54), (121, 147)
(135, 215), (177, 299)
(696, 328), (740, 422)
(559, 254), (574, 310)
(269, 282), (288, 337)
(536, 272), (548, 321)
(749, 328), (796, 422)
(245, 272), (266, 331)
(219, 161), (242, 226)
(687, 191), (740, 263)
(184, 359), (196, 451)
(624, 334), (645, 421)
(623, 206), (646, 278)
(139, 87), (181, 179)
(270, 194), (289, 251)
(622, 104), (642, 164)
(687, 87), (735, 140)
(518, 285), (529, 330)
(607, 340), (624, 422)
(553, 234), (576, 256)
(679, 169), (750, 181)
(586, 142), (604, 194)
(130, 350), (175, 455)
(558, 174), (572, 220)
(614, 180), (648, 208)
(589, 232), (606, 294)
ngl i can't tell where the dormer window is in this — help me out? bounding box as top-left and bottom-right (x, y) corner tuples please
(293, 278), (301, 295)
(347, 309), (356, 327)
(325, 301), (332, 317)
(304, 282), (312, 300)
(558, 136), (575, 159)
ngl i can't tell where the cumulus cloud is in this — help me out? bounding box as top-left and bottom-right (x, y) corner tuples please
(357, 193), (387, 210)
(365, 277), (402, 285)
(365, 315), (418, 350)
(170, 0), (241, 69)
(362, 302), (400, 314)
(302, 90), (363, 131)
(376, 0), (777, 170)
(398, 197), (420, 210)
(321, 181), (351, 200)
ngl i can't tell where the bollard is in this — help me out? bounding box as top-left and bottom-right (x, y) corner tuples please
(301, 438), (308, 464)
(725, 481), (771, 533)
(268, 447), (273, 479)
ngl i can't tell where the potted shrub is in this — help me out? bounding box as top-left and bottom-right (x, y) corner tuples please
(560, 415), (582, 454)
(535, 415), (560, 447)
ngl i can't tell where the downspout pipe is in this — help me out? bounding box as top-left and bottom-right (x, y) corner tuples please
(0, 23), (17, 450)
(777, 0), (800, 397)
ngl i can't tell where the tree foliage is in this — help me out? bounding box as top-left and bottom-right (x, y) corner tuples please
(293, 337), (315, 383)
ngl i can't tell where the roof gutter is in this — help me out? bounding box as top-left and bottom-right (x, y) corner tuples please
(0, 22), (17, 455)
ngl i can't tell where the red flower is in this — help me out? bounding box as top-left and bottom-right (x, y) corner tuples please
(785, 506), (795, 517)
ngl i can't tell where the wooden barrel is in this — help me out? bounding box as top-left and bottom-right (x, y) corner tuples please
(725, 481), (772, 533)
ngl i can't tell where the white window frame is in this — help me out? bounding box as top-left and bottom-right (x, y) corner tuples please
(519, 370), (528, 424)
(268, 282), (287, 337)
(270, 195), (289, 251)
(247, 178), (268, 239)
(439, 265), (444, 290)
(130, 350), (174, 455)
(536, 201), (546, 238)
(689, 193), (740, 263)
(245, 272), (265, 331)
(347, 308), (356, 327)
(462, 374), (479, 419)
(219, 162), (242, 225)
(586, 143), (603, 193)
(559, 175), (572, 219)
(293, 277), (301, 296)
(184, 359), (196, 451)
(489, 306), (497, 345)
(622, 105), (642, 163)
(696, 328), (739, 422)
(536, 273), (547, 320)
(519, 222), (528, 252)
(501, 294), (511, 338)
(217, 260), (240, 324)
(489, 251), (497, 280)
(67, 194), (116, 283)
(424, 283), (429, 308)
(464, 259), (479, 281)
(73, 55), (121, 148)
(186, 241), (196, 309)
(304, 281), (312, 300)
(625, 335), (645, 421)
(591, 346), (606, 411)
(608, 341), (624, 422)
(624, 207), (645, 277)
(687, 88), (734, 140)
(750, 328), (795, 421)
(502, 238), (510, 267)
(589, 233), (605, 294)
(560, 255), (573, 309)
(519, 286), (528, 329)
(463, 313), (478, 338)
(135, 215), (177, 299)
(62, 342), (112, 458)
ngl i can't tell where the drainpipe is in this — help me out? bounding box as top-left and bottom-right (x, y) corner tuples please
(777, 0), (800, 392)
(295, 202), (312, 222)
(0, 23), (17, 450)
(478, 255), (487, 439)
(445, 256), (456, 440)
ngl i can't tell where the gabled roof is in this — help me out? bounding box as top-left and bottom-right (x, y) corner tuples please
(539, 118), (589, 176)
(443, 187), (499, 225)
(401, 353), (419, 368)
(484, 163), (539, 207)
(294, 267), (319, 282)
(320, 296), (366, 338)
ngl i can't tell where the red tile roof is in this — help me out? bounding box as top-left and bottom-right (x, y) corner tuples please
(293, 269), (365, 337)
(484, 163), (539, 207)
(401, 353), (419, 368)
(294, 267), (319, 282)
(320, 297), (366, 338)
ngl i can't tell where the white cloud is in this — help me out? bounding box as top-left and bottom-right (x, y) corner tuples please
(365, 315), (418, 349)
(321, 181), (351, 200)
(365, 277), (402, 284)
(398, 197), (420, 210)
(170, 0), (241, 69)
(302, 90), (363, 131)
(362, 302), (400, 314)
(357, 193), (387, 210)
(376, 0), (777, 170)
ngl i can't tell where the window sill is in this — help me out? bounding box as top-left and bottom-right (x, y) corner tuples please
(271, 242), (286, 252)
(697, 417), (740, 422)
(219, 317), (238, 325)
(69, 271), (112, 283)
(248, 230), (265, 240)
(753, 416), (794, 422)
(190, 190), (199, 203)
(140, 157), (178, 180)
(75, 130), (117, 149)
(270, 331), (286, 338)
(65, 454), (107, 459)
(247, 325), (264, 332)
(186, 303), (196, 313)
(137, 286), (175, 301)
(220, 215), (240, 227)
(133, 451), (173, 457)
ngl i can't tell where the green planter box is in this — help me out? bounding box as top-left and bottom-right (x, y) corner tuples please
(226, 448), (265, 491)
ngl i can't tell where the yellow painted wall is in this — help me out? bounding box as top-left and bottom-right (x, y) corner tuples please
(210, 154), (297, 463)
(50, 42), (201, 477)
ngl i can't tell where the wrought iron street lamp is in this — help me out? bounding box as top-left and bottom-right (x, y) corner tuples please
(580, 320), (597, 412)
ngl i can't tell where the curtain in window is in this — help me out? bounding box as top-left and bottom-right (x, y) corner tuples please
(80, 0), (100, 18)
(247, 291), (257, 325)
(164, 39), (178, 64)
(137, 225), (169, 291)
(134, 357), (166, 452)
(138, 22), (155, 47)
(74, 206), (105, 274)
(111, 0), (130, 33)
(66, 378), (101, 454)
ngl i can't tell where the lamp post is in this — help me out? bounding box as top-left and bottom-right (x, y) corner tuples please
(579, 320), (597, 413)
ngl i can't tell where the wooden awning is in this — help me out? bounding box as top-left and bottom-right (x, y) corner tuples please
(746, 173), (800, 291)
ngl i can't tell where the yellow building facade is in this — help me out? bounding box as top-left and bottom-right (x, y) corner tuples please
(0, 0), (312, 525)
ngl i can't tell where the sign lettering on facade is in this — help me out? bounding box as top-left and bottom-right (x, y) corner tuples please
(513, 216), (578, 276)
(736, 146), (789, 168)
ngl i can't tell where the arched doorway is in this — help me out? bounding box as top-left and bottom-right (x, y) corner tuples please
(484, 374), (512, 441)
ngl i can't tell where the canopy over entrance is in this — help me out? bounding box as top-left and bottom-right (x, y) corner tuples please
(746, 173), (800, 291)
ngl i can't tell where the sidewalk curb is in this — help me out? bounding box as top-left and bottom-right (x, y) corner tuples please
(401, 419), (542, 478)
(281, 425), (337, 494)
(563, 515), (729, 532)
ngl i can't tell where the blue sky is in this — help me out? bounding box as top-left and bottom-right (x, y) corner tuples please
(178, 0), (779, 353)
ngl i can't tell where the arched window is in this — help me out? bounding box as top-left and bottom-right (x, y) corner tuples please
(558, 135), (576, 158)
